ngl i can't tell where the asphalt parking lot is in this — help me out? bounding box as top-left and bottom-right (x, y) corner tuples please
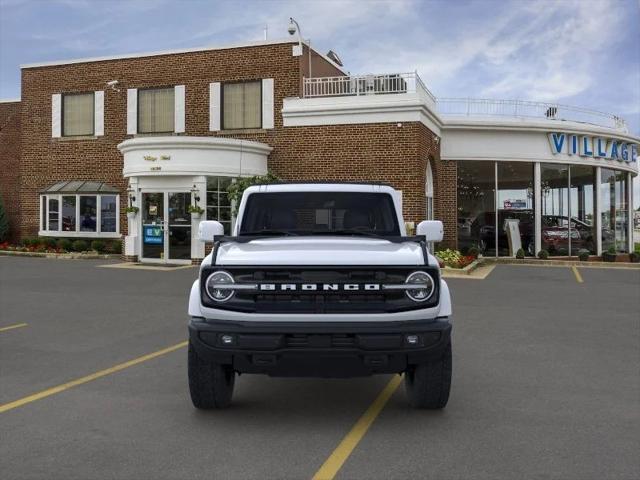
(1, 257), (639, 480)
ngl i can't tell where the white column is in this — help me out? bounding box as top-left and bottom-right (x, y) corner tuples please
(534, 162), (541, 256)
(595, 167), (602, 255)
(191, 175), (207, 261)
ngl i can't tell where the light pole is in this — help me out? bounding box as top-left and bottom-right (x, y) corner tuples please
(288, 17), (312, 81)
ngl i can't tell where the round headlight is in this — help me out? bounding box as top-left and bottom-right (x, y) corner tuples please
(405, 271), (435, 302)
(205, 271), (235, 302)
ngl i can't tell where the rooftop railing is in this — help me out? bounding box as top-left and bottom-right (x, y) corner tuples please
(303, 72), (436, 102)
(301, 73), (627, 132)
(436, 98), (627, 131)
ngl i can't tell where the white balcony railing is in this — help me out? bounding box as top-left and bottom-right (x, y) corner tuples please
(436, 98), (628, 131)
(303, 72), (436, 102)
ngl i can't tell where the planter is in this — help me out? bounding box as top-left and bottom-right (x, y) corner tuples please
(190, 212), (202, 220)
(602, 252), (617, 262)
(629, 252), (640, 263)
(126, 212), (137, 221)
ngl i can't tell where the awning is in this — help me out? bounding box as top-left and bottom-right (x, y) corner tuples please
(41, 181), (120, 194)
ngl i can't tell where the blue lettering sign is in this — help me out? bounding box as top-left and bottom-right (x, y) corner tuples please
(596, 138), (607, 157)
(580, 136), (593, 156)
(144, 226), (163, 245)
(620, 143), (628, 162)
(569, 135), (579, 155)
(631, 144), (638, 163)
(549, 133), (565, 154)
(609, 140), (619, 160)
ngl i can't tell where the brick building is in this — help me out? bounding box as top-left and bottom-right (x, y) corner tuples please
(0, 38), (638, 262)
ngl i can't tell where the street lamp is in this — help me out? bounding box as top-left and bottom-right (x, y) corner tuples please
(288, 17), (311, 79)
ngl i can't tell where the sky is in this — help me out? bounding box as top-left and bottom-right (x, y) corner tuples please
(1, 0), (639, 205)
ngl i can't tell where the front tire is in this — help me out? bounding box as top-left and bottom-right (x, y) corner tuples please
(405, 341), (452, 409)
(188, 341), (235, 409)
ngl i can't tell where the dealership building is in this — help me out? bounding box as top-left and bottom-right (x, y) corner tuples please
(0, 38), (637, 263)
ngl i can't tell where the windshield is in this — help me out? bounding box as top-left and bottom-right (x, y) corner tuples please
(239, 192), (400, 236)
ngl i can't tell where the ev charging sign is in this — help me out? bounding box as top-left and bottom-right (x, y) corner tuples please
(548, 132), (638, 164)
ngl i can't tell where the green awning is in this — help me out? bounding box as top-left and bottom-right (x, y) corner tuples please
(41, 181), (120, 194)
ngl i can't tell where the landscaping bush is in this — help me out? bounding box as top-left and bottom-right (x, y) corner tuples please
(515, 248), (525, 259)
(72, 239), (88, 252)
(41, 237), (57, 249)
(91, 240), (106, 253)
(435, 249), (462, 266)
(57, 239), (73, 252)
(108, 239), (122, 254)
(467, 246), (480, 258)
(21, 237), (36, 247)
(537, 249), (549, 260)
(556, 247), (568, 256)
(630, 252), (640, 263)
(577, 249), (590, 261)
(602, 245), (617, 262)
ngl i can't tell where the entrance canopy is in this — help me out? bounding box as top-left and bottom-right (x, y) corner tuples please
(41, 180), (120, 194)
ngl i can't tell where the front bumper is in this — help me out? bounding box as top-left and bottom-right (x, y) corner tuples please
(189, 317), (451, 378)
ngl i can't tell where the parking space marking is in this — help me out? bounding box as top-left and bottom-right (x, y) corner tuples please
(0, 323), (28, 333)
(571, 266), (584, 283)
(0, 341), (187, 414)
(312, 375), (403, 480)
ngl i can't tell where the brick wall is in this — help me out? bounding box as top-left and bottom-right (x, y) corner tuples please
(15, 41), (446, 247)
(0, 101), (21, 242)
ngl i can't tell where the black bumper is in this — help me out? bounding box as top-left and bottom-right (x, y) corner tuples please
(189, 317), (451, 378)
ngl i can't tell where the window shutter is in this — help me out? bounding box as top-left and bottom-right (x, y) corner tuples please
(127, 88), (137, 134)
(209, 82), (221, 131)
(262, 78), (274, 129)
(174, 85), (185, 133)
(94, 91), (104, 136)
(51, 94), (62, 138)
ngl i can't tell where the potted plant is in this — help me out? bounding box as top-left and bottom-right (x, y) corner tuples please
(577, 249), (590, 262)
(537, 249), (549, 260)
(602, 245), (617, 262)
(187, 205), (204, 219)
(125, 206), (139, 221)
(515, 248), (525, 259)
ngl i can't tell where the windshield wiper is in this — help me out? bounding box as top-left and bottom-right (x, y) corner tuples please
(239, 230), (298, 237)
(311, 229), (384, 239)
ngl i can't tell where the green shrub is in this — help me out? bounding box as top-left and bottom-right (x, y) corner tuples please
(41, 237), (57, 249)
(634, 243), (640, 254)
(227, 172), (280, 215)
(556, 247), (568, 256)
(577, 249), (590, 261)
(435, 249), (462, 267)
(72, 239), (88, 252)
(57, 239), (73, 252)
(91, 240), (106, 253)
(537, 249), (549, 260)
(21, 237), (36, 247)
(607, 245), (616, 254)
(629, 252), (640, 263)
(108, 239), (122, 254)
(467, 246), (480, 258)
(515, 248), (525, 259)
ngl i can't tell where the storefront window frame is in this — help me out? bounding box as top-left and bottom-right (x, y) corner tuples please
(39, 193), (120, 238)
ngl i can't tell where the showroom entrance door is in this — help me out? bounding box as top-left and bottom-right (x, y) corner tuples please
(141, 192), (191, 264)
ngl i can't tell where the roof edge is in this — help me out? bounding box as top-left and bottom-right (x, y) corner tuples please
(0, 98), (21, 103)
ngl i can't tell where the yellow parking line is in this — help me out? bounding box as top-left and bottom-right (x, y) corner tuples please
(0, 341), (188, 414)
(571, 266), (584, 283)
(0, 323), (28, 333)
(312, 375), (403, 480)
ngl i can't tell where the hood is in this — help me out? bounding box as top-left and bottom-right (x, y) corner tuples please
(212, 237), (428, 266)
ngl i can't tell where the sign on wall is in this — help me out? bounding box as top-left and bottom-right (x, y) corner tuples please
(143, 226), (163, 245)
(548, 132), (638, 163)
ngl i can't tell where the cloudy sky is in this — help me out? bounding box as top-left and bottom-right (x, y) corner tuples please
(1, 0), (639, 203)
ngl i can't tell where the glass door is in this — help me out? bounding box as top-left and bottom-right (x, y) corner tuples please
(167, 192), (191, 261)
(141, 192), (165, 261)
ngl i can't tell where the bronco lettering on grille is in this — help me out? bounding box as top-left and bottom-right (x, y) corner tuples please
(258, 283), (381, 292)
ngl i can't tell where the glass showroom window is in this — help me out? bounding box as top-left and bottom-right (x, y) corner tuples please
(569, 166), (596, 255)
(601, 168), (629, 253)
(62, 92), (94, 136)
(138, 87), (174, 133)
(206, 177), (234, 234)
(457, 161), (496, 256)
(497, 162), (534, 256)
(540, 164), (570, 256)
(40, 194), (119, 236)
(222, 81), (261, 129)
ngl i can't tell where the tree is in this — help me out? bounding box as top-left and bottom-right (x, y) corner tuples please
(0, 194), (9, 242)
(226, 172), (281, 215)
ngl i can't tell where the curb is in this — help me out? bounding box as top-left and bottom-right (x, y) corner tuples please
(0, 250), (120, 260)
(482, 257), (640, 269)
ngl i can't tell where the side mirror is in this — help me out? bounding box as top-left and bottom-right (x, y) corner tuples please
(198, 220), (225, 243)
(416, 220), (443, 242)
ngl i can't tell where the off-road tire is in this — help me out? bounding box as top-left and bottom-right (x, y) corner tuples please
(405, 341), (452, 409)
(188, 341), (235, 409)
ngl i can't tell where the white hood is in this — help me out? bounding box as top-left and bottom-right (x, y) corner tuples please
(212, 237), (429, 266)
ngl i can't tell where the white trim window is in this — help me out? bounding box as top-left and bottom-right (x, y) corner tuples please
(206, 176), (233, 234)
(128, 85), (185, 134)
(426, 161), (434, 220)
(52, 91), (104, 138)
(39, 193), (120, 238)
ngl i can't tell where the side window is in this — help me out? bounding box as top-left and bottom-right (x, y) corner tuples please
(222, 81), (261, 129)
(62, 92), (94, 136)
(138, 87), (175, 133)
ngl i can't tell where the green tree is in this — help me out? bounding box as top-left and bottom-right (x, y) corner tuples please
(226, 172), (281, 215)
(0, 194), (9, 242)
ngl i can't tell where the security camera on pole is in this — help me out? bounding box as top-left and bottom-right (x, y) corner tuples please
(288, 17), (311, 85)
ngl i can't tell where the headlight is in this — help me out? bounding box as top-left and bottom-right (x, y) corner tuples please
(405, 271), (435, 302)
(205, 271), (235, 302)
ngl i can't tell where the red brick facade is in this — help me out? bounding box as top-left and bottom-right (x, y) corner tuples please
(3, 40), (455, 250)
(0, 101), (21, 242)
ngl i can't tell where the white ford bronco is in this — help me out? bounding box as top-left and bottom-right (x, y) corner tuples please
(188, 183), (452, 409)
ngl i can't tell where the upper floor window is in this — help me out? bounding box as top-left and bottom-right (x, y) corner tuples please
(138, 87), (175, 133)
(222, 81), (261, 129)
(63, 92), (94, 136)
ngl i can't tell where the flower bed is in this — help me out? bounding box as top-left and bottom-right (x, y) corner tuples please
(435, 249), (477, 269)
(0, 237), (122, 255)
